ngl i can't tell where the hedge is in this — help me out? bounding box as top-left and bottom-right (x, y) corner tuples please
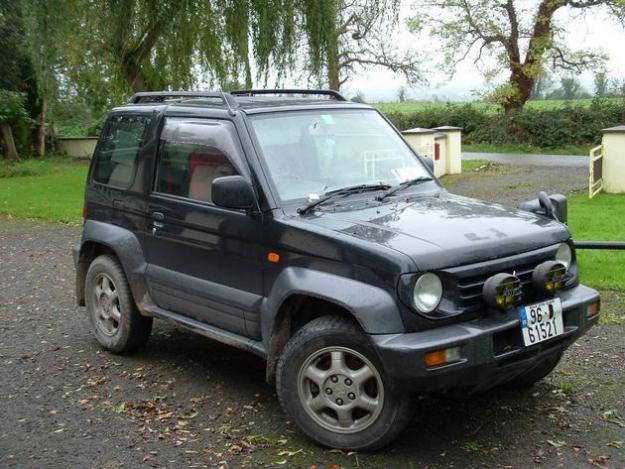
(383, 99), (625, 149)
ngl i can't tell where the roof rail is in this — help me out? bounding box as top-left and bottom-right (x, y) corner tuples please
(128, 91), (226, 104)
(230, 89), (347, 101)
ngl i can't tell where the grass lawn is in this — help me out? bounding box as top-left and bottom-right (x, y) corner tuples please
(568, 193), (625, 292)
(462, 143), (589, 156)
(0, 156), (88, 225)
(460, 159), (492, 172)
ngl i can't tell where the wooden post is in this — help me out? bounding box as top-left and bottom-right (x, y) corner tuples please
(0, 123), (20, 161)
(38, 100), (47, 158)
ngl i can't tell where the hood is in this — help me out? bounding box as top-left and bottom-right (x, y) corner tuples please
(303, 193), (570, 271)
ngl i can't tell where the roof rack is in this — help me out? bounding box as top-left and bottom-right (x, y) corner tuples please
(127, 91), (238, 116)
(128, 91), (229, 104)
(230, 89), (347, 101)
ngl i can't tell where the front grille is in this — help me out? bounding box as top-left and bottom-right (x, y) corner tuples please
(456, 260), (538, 312)
(442, 245), (563, 315)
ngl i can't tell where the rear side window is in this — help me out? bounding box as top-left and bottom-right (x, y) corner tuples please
(93, 115), (149, 187)
(154, 118), (241, 204)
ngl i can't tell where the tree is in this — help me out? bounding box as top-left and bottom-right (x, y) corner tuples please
(52, 0), (305, 111)
(301, 0), (423, 90)
(351, 90), (366, 103)
(530, 70), (553, 99)
(0, 90), (31, 161)
(0, 0), (40, 135)
(559, 76), (584, 99)
(409, 0), (625, 114)
(594, 71), (608, 97)
(397, 85), (407, 102)
(22, 0), (62, 157)
(546, 76), (589, 99)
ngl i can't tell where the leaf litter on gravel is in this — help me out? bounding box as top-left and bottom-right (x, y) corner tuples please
(602, 409), (625, 428)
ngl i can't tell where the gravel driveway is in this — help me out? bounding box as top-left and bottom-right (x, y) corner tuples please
(1, 163), (624, 468)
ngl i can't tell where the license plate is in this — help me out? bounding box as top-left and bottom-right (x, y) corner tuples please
(518, 298), (563, 347)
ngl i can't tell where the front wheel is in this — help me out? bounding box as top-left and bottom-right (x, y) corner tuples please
(276, 316), (415, 451)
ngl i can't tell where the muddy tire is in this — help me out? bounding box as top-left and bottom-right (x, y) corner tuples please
(276, 316), (415, 451)
(85, 255), (152, 353)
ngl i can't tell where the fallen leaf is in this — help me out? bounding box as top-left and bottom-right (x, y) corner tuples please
(602, 410), (625, 428)
(547, 440), (567, 448)
(112, 402), (126, 414)
(277, 449), (303, 457)
(179, 410), (198, 420)
(156, 411), (173, 420)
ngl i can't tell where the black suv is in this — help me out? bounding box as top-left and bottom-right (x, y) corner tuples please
(74, 90), (600, 450)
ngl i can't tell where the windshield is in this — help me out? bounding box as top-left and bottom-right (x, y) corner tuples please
(250, 109), (432, 201)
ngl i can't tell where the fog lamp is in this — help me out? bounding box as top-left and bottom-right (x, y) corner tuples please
(532, 261), (566, 295)
(483, 273), (522, 309)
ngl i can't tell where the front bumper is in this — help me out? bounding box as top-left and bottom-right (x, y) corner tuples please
(371, 284), (600, 393)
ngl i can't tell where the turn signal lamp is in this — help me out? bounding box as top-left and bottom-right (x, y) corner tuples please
(587, 301), (600, 318)
(425, 346), (461, 368)
(267, 252), (280, 263)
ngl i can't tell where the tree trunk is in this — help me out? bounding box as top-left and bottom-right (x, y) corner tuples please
(1, 123), (20, 162)
(121, 56), (147, 92)
(38, 100), (47, 158)
(327, 44), (341, 90)
(326, 1), (341, 90)
(503, 0), (563, 115)
(504, 69), (534, 115)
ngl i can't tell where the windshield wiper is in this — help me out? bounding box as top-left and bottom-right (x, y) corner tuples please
(297, 183), (391, 215)
(375, 177), (433, 202)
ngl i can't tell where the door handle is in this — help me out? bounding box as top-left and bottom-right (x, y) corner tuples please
(151, 220), (164, 235)
(151, 211), (165, 235)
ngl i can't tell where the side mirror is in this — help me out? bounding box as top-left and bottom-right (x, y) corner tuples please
(419, 155), (434, 172)
(519, 192), (567, 224)
(212, 175), (255, 210)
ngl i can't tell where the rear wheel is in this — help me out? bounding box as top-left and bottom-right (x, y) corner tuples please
(276, 316), (415, 451)
(85, 255), (152, 353)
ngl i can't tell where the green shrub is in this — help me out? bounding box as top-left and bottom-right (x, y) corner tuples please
(383, 99), (625, 149)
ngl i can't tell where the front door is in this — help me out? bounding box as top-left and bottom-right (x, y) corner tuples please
(142, 117), (264, 338)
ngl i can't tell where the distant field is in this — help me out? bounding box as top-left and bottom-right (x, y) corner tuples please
(374, 98), (617, 115)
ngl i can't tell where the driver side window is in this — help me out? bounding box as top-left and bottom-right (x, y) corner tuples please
(154, 119), (240, 204)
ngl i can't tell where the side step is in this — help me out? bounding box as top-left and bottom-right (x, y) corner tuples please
(150, 307), (266, 358)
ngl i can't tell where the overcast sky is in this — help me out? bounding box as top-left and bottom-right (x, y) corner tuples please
(324, 1), (625, 102)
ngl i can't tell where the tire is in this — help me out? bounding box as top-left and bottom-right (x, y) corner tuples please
(276, 316), (415, 451)
(85, 255), (152, 353)
(503, 351), (563, 389)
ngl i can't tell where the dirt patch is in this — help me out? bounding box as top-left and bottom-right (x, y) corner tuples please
(443, 163), (588, 207)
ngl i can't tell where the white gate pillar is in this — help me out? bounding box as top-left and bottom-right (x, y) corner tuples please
(601, 125), (625, 193)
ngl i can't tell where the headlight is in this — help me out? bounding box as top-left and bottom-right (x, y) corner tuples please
(413, 273), (443, 313)
(555, 243), (572, 270)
